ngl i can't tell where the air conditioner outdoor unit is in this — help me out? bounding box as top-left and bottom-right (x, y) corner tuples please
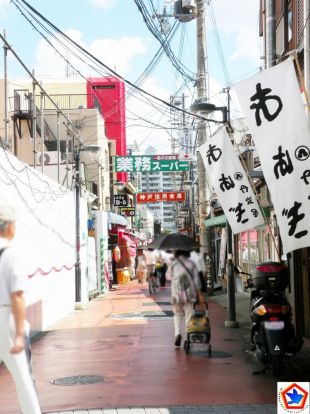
(36, 151), (59, 165)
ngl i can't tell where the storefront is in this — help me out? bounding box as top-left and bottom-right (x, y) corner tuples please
(118, 230), (137, 280)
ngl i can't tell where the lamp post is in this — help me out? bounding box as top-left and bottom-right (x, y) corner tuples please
(191, 91), (239, 328)
(74, 144), (101, 305)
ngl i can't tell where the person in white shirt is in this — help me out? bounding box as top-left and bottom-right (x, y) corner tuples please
(190, 248), (207, 293)
(144, 248), (156, 280)
(0, 205), (41, 414)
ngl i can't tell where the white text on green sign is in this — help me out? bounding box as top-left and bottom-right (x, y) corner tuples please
(114, 156), (189, 172)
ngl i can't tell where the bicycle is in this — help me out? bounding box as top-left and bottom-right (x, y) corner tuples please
(148, 272), (158, 294)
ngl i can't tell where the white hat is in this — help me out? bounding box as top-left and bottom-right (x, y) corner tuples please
(0, 205), (16, 222)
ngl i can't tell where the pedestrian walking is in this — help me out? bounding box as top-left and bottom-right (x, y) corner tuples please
(0, 205), (41, 414)
(136, 248), (146, 283)
(144, 248), (156, 280)
(166, 249), (205, 347)
(190, 248), (207, 293)
(155, 250), (168, 287)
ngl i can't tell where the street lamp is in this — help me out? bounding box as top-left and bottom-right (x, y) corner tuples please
(191, 91), (239, 328)
(74, 144), (101, 305)
(190, 100), (228, 124)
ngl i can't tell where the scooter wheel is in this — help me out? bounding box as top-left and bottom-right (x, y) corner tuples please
(272, 355), (285, 377)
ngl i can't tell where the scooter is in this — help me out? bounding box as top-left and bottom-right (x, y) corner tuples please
(235, 262), (303, 377)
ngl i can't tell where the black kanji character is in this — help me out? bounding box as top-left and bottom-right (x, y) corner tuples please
(282, 201), (308, 239)
(301, 170), (310, 185)
(219, 174), (235, 192)
(251, 208), (259, 217)
(273, 145), (293, 179)
(245, 197), (254, 205)
(206, 144), (222, 165)
(229, 202), (249, 224)
(250, 83), (283, 126)
(240, 185), (249, 193)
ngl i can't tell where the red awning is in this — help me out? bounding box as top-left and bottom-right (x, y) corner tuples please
(119, 232), (136, 256)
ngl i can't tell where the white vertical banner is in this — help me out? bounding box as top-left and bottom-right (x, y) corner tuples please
(234, 57), (310, 254)
(199, 128), (264, 234)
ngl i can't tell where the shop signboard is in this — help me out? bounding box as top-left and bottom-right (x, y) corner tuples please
(120, 207), (136, 217)
(113, 194), (128, 207)
(136, 191), (185, 203)
(114, 155), (189, 172)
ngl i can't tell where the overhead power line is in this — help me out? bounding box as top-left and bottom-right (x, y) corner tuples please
(133, 0), (195, 82)
(14, 0), (220, 125)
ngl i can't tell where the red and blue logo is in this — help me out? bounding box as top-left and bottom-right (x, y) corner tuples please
(278, 382), (309, 413)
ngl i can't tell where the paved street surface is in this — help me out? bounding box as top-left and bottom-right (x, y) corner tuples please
(0, 282), (309, 414)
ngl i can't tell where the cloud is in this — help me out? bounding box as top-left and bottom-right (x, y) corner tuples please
(231, 28), (260, 63)
(89, 36), (146, 75)
(89, 0), (117, 9)
(34, 29), (146, 78)
(0, 0), (9, 16)
(126, 77), (172, 151)
(209, 0), (260, 66)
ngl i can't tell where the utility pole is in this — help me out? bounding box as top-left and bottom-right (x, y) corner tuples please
(195, 0), (211, 261)
(3, 30), (9, 149)
(224, 87), (239, 328)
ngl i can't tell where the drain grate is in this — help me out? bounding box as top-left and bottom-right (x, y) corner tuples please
(51, 375), (104, 386)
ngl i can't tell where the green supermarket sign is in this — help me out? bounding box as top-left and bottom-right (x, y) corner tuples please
(114, 156), (189, 172)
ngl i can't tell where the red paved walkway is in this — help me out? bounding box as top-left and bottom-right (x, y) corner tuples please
(0, 282), (294, 413)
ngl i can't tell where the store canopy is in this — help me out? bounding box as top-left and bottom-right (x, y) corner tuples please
(108, 212), (128, 227)
(119, 232), (136, 256)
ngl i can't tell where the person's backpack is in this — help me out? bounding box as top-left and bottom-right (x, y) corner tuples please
(173, 259), (197, 304)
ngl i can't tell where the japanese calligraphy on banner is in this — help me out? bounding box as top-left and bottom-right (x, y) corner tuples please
(114, 156), (189, 172)
(234, 57), (310, 254)
(199, 128), (265, 234)
(136, 191), (185, 203)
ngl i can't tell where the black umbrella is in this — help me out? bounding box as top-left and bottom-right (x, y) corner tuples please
(148, 233), (199, 251)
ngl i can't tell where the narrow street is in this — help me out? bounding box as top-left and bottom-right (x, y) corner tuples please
(0, 281), (309, 414)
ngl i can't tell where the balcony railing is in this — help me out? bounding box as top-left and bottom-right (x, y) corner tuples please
(9, 91), (96, 113)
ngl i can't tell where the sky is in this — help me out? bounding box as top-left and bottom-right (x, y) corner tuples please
(0, 0), (262, 152)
